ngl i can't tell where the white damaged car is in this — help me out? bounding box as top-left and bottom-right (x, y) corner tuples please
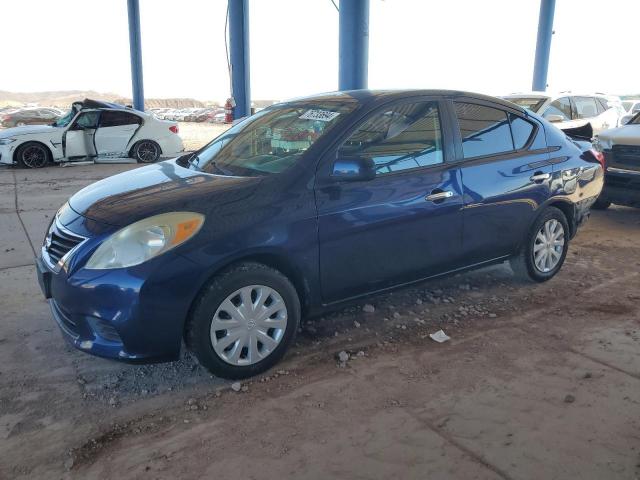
(0, 99), (184, 168)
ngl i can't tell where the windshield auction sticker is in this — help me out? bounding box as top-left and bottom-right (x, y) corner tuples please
(299, 109), (341, 122)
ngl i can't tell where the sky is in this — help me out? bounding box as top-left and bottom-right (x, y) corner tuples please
(3, 0), (639, 103)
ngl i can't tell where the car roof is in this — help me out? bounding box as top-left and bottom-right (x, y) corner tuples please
(282, 89), (526, 113)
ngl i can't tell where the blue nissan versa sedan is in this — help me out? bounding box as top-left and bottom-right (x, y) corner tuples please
(36, 90), (604, 379)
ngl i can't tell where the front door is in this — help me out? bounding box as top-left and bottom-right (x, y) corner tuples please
(64, 110), (100, 159)
(316, 99), (464, 304)
(94, 110), (141, 158)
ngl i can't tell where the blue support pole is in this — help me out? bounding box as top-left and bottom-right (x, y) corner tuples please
(127, 0), (145, 111)
(339, 0), (369, 90)
(228, 0), (251, 119)
(532, 0), (556, 92)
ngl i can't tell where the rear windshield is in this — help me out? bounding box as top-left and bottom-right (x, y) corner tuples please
(504, 97), (547, 113)
(186, 101), (356, 176)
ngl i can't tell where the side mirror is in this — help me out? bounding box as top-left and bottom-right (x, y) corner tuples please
(545, 114), (564, 123)
(332, 155), (376, 182)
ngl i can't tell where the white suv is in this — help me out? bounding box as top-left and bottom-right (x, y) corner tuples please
(503, 92), (623, 138)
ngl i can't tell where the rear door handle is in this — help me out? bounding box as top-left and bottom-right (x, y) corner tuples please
(426, 190), (454, 202)
(530, 172), (551, 183)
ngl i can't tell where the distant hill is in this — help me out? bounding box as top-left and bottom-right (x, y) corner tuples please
(0, 90), (210, 109)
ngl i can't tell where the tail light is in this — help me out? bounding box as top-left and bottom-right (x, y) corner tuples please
(169, 125), (179, 134)
(590, 149), (606, 170)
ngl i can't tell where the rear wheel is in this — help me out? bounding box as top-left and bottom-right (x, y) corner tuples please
(15, 142), (50, 169)
(510, 207), (569, 282)
(131, 140), (161, 163)
(592, 197), (611, 210)
(186, 262), (300, 379)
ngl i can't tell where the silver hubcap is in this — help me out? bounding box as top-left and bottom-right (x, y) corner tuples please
(533, 219), (565, 273)
(210, 285), (288, 366)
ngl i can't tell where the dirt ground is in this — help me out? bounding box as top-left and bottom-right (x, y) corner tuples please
(1, 162), (639, 480)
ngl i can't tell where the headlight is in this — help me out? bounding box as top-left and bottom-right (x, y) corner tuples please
(0, 138), (16, 145)
(85, 212), (204, 269)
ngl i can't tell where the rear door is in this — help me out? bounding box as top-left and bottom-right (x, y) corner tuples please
(453, 100), (553, 262)
(94, 110), (141, 157)
(316, 98), (464, 303)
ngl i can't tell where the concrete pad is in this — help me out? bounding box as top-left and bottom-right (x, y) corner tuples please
(417, 348), (640, 480)
(574, 321), (640, 377)
(18, 210), (54, 251)
(0, 213), (34, 268)
(0, 184), (15, 213)
(15, 179), (89, 213)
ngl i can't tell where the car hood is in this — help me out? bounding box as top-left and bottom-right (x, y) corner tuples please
(69, 159), (262, 227)
(0, 125), (59, 138)
(597, 125), (640, 146)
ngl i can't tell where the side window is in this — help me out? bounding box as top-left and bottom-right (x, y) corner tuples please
(100, 111), (142, 127)
(454, 103), (513, 158)
(340, 101), (443, 175)
(543, 97), (572, 121)
(72, 111), (100, 129)
(595, 98), (608, 114)
(509, 114), (535, 149)
(573, 97), (599, 119)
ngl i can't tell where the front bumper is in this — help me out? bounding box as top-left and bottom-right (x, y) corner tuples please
(36, 227), (204, 363)
(601, 168), (640, 207)
(0, 144), (15, 165)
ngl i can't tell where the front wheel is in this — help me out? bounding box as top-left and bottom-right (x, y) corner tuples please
(510, 207), (570, 282)
(130, 140), (161, 163)
(15, 142), (50, 168)
(186, 262), (300, 379)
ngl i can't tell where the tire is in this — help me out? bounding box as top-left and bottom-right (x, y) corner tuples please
(591, 197), (611, 210)
(510, 206), (570, 283)
(16, 121), (26, 127)
(15, 142), (50, 169)
(130, 140), (161, 163)
(185, 262), (301, 379)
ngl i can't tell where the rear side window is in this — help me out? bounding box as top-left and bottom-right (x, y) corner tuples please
(100, 111), (142, 127)
(509, 114), (535, 149)
(454, 103), (513, 158)
(544, 97), (572, 121)
(573, 97), (599, 119)
(340, 101), (444, 175)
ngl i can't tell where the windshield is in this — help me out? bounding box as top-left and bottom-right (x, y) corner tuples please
(186, 101), (355, 176)
(505, 97), (547, 112)
(52, 109), (76, 127)
(630, 112), (640, 125)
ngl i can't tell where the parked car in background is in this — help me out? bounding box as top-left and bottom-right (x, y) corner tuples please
(0, 99), (183, 168)
(503, 92), (623, 138)
(1, 107), (62, 128)
(211, 112), (226, 123)
(619, 99), (640, 126)
(36, 90), (604, 379)
(622, 99), (640, 115)
(592, 112), (640, 209)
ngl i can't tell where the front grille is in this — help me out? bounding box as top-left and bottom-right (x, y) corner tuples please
(611, 145), (640, 168)
(44, 221), (85, 266)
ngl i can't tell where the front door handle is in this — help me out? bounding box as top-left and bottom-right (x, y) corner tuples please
(530, 172), (551, 183)
(426, 190), (454, 202)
